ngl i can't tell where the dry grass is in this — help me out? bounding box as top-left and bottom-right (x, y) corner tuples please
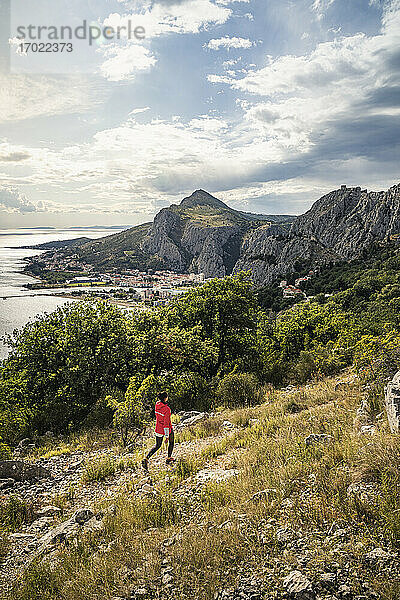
(26, 429), (118, 461)
(5, 375), (400, 600)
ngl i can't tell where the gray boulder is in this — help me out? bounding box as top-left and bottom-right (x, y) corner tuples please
(37, 508), (96, 552)
(364, 547), (396, 564)
(0, 460), (50, 481)
(34, 506), (62, 519)
(283, 570), (315, 600)
(177, 413), (208, 428)
(73, 508), (94, 525)
(385, 370), (400, 433)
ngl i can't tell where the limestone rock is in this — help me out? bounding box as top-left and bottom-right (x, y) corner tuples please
(0, 478), (15, 490)
(385, 370), (400, 433)
(236, 184), (400, 285)
(283, 570), (315, 600)
(359, 425), (376, 436)
(347, 482), (378, 504)
(0, 460), (50, 482)
(214, 576), (264, 600)
(196, 468), (239, 484)
(176, 412), (208, 429)
(276, 526), (295, 544)
(37, 508), (98, 552)
(364, 547), (396, 564)
(319, 572), (337, 589)
(34, 506), (62, 519)
(73, 508), (94, 525)
(251, 488), (277, 502)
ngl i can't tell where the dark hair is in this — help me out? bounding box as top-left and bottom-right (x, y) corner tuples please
(158, 391), (168, 401)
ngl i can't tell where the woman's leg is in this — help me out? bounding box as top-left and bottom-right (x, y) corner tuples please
(146, 435), (163, 460)
(167, 430), (174, 458)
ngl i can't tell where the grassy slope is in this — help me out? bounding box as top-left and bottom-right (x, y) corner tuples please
(4, 375), (400, 600)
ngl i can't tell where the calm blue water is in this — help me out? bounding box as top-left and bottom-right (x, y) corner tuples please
(0, 227), (128, 359)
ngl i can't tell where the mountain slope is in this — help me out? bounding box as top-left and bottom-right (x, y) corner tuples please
(69, 190), (294, 277)
(235, 183), (400, 284)
(46, 184), (400, 283)
(6, 376), (400, 600)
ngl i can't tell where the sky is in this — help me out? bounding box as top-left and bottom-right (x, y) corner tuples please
(0, 0), (399, 227)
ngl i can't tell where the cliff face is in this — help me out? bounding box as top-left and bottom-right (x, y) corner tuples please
(233, 225), (339, 284)
(235, 184), (400, 285)
(69, 184), (400, 284)
(138, 189), (281, 278)
(291, 184), (400, 258)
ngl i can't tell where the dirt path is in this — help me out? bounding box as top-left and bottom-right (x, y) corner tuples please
(0, 426), (237, 595)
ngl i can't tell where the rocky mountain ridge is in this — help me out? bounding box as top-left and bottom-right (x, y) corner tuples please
(61, 189), (294, 278)
(51, 184), (400, 284)
(235, 183), (400, 284)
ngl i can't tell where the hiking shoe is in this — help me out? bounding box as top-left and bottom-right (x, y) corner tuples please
(142, 458), (149, 471)
(166, 457), (176, 465)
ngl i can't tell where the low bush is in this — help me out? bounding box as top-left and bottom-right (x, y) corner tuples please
(216, 372), (262, 407)
(81, 455), (123, 483)
(0, 496), (34, 532)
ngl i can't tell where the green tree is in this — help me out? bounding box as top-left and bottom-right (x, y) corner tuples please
(163, 273), (257, 374)
(107, 375), (151, 447)
(216, 371), (262, 407)
(1, 301), (135, 434)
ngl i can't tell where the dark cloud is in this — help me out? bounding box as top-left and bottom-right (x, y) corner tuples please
(364, 86), (400, 108)
(0, 151), (30, 162)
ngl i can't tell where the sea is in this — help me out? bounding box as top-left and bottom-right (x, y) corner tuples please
(0, 227), (130, 359)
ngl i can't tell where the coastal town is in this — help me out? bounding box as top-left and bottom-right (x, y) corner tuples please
(23, 248), (208, 307)
(20, 241), (323, 310)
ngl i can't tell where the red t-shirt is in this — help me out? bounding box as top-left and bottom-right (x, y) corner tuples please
(155, 401), (173, 436)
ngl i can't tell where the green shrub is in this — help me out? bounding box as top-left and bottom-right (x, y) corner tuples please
(162, 371), (215, 412)
(216, 372), (262, 407)
(0, 496), (34, 531)
(107, 375), (149, 447)
(354, 330), (400, 384)
(81, 455), (122, 483)
(292, 344), (344, 383)
(0, 436), (12, 459)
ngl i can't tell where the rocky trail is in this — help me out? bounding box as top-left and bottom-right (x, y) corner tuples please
(2, 375), (400, 600)
(0, 413), (239, 595)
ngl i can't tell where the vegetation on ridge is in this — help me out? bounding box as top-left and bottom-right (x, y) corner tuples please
(2, 239), (400, 449)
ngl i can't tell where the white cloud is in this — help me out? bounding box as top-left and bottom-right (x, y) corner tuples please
(129, 107), (151, 115)
(206, 0), (400, 160)
(0, 74), (104, 124)
(100, 0), (233, 81)
(99, 44), (156, 81)
(312, 0), (336, 19)
(2, 1), (400, 217)
(207, 73), (234, 83)
(205, 36), (254, 50)
(216, 0), (249, 5)
(103, 1), (231, 40)
(232, 33), (373, 95)
(0, 186), (44, 213)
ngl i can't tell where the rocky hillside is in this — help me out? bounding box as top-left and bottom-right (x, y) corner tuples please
(58, 190), (294, 277)
(2, 373), (400, 600)
(235, 184), (400, 284)
(47, 184), (400, 283)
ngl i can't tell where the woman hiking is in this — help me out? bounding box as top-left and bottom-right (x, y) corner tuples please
(142, 391), (175, 470)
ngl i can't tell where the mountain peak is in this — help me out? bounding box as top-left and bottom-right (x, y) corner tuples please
(180, 189), (230, 210)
